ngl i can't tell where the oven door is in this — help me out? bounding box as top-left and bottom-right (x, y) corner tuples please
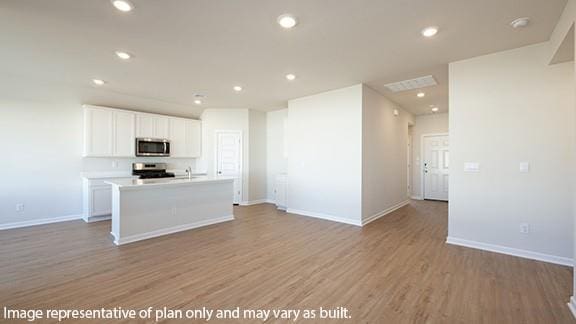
(136, 138), (170, 157)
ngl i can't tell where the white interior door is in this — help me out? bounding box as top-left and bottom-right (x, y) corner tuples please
(423, 135), (449, 201)
(216, 131), (242, 204)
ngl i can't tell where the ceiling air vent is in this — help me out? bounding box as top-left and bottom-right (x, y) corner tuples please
(384, 75), (437, 92)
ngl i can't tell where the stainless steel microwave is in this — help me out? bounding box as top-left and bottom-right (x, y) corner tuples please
(135, 138), (171, 157)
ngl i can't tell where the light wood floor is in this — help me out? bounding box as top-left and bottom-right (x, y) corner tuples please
(0, 201), (573, 323)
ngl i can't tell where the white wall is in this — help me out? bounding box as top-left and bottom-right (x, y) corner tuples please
(266, 109), (288, 201)
(287, 85), (363, 224)
(449, 42), (575, 259)
(1, 98), (196, 227)
(411, 113), (449, 199)
(200, 108), (268, 203)
(362, 85), (414, 221)
(248, 110), (267, 202)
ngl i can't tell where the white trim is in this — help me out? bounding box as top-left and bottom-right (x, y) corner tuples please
(239, 199), (275, 206)
(420, 132), (449, 200)
(410, 195), (423, 200)
(0, 214), (83, 230)
(287, 208), (362, 226)
(83, 215), (111, 223)
(113, 215), (234, 245)
(446, 236), (573, 266)
(362, 200), (410, 226)
(568, 296), (576, 320)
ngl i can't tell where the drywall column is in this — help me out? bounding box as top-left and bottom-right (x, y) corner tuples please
(287, 85), (363, 225)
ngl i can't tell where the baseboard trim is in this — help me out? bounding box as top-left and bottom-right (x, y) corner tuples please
(410, 196), (423, 200)
(287, 208), (362, 226)
(362, 200), (410, 226)
(83, 215), (111, 223)
(239, 199), (275, 206)
(114, 215), (235, 246)
(568, 296), (576, 320)
(446, 237), (573, 266)
(0, 214), (83, 230)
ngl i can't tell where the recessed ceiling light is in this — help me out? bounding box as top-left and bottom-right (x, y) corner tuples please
(115, 51), (132, 60)
(286, 74), (296, 81)
(431, 107), (439, 112)
(194, 99), (202, 105)
(92, 79), (106, 86)
(417, 92), (425, 98)
(277, 14), (297, 29)
(421, 26), (438, 37)
(111, 0), (134, 12)
(510, 17), (530, 29)
(233, 86), (243, 92)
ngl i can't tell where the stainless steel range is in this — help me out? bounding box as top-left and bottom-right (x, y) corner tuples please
(132, 163), (175, 179)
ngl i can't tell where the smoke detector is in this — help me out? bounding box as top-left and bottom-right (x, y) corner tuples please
(510, 17), (530, 29)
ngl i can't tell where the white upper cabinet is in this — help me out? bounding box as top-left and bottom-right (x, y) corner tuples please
(135, 114), (156, 138)
(83, 105), (200, 158)
(169, 118), (201, 158)
(83, 106), (135, 157)
(113, 110), (135, 157)
(136, 113), (170, 139)
(84, 107), (114, 157)
(156, 117), (170, 139)
(187, 119), (201, 158)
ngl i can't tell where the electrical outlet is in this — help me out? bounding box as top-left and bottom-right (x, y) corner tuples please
(520, 223), (530, 234)
(15, 203), (24, 212)
(112, 161), (119, 168)
(171, 207), (176, 216)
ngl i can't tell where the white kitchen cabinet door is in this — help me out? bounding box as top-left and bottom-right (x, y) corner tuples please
(156, 117), (170, 139)
(136, 114), (170, 139)
(186, 119), (201, 158)
(90, 185), (112, 217)
(170, 118), (201, 158)
(113, 110), (135, 157)
(136, 114), (157, 138)
(84, 108), (114, 157)
(169, 118), (187, 157)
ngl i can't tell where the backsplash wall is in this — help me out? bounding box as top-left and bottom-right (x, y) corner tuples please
(82, 157), (199, 175)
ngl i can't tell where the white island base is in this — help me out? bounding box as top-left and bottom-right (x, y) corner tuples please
(106, 177), (234, 245)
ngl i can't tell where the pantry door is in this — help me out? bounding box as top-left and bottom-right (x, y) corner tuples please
(215, 131), (243, 204)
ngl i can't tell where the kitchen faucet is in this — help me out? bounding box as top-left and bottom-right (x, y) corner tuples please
(185, 166), (192, 179)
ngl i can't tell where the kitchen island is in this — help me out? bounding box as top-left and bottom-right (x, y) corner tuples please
(105, 176), (234, 245)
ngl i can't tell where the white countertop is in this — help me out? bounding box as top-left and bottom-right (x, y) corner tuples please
(81, 171), (207, 180)
(104, 176), (234, 190)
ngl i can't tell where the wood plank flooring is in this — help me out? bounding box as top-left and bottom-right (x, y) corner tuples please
(0, 200), (573, 323)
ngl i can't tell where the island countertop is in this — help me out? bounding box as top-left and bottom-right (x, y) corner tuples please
(104, 176), (234, 190)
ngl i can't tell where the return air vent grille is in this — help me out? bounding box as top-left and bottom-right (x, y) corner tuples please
(384, 75), (437, 92)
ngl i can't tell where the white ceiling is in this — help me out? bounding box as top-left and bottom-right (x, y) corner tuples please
(0, 0), (567, 117)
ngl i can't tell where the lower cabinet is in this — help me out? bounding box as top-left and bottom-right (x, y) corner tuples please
(82, 179), (113, 222)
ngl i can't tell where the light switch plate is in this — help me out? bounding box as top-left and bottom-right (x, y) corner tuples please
(464, 162), (480, 172)
(519, 162), (530, 173)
